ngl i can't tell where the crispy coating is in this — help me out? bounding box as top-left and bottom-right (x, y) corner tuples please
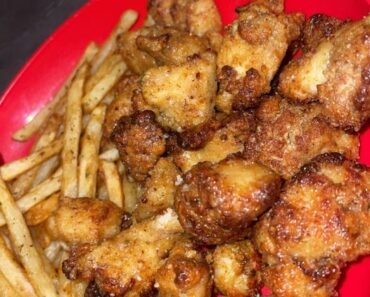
(155, 239), (212, 297)
(173, 111), (255, 172)
(63, 209), (184, 297)
(216, 0), (304, 113)
(45, 197), (124, 245)
(111, 110), (166, 182)
(134, 157), (180, 222)
(104, 75), (140, 139)
(278, 16), (370, 131)
(175, 157), (282, 245)
(213, 240), (261, 297)
(147, 0), (222, 37)
(142, 52), (217, 132)
(247, 96), (359, 179)
(254, 153), (370, 297)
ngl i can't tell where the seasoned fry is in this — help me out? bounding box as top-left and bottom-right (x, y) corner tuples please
(78, 105), (107, 198)
(62, 64), (88, 198)
(91, 10), (138, 73)
(0, 236), (37, 297)
(0, 138), (63, 181)
(82, 60), (126, 113)
(32, 155), (60, 187)
(12, 42), (98, 141)
(101, 160), (123, 208)
(0, 176), (58, 297)
(25, 193), (60, 226)
(0, 270), (22, 297)
(99, 147), (120, 162)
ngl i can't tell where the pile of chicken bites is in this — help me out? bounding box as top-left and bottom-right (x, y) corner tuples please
(1, 0), (369, 296)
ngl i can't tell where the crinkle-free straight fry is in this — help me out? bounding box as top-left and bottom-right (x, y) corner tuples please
(101, 160), (123, 208)
(91, 10), (138, 73)
(0, 270), (22, 297)
(62, 64), (88, 198)
(32, 154), (60, 187)
(12, 42), (98, 142)
(99, 147), (120, 162)
(82, 61), (126, 113)
(0, 236), (37, 297)
(78, 104), (106, 198)
(0, 176), (58, 297)
(0, 138), (63, 181)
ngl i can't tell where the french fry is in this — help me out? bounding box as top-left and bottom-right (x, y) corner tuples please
(99, 147), (120, 162)
(0, 270), (22, 297)
(0, 138), (63, 181)
(12, 42), (98, 142)
(78, 105), (106, 198)
(82, 60), (126, 113)
(62, 64), (88, 198)
(0, 236), (37, 297)
(0, 176), (58, 297)
(58, 250), (73, 297)
(25, 193), (59, 226)
(91, 10), (138, 74)
(0, 169), (61, 227)
(122, 170), (139, 213)
(32, 154), (60, 187)
(101, 160), (123, 207)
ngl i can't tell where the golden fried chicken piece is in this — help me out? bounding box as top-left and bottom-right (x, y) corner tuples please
(254, 153), (370, 297)
(279, 16), (370, 131)
(134, 158), (180, 222)
(175, 156), (282, 245)
(104, 75), (140, 139)
(216, 0), (304, 113)
(45, 197), (126, 245)
(246, 96), (359, 179)
(147, 0), (222, 37)
(63, 209), (184, 297)
(155, 239), (212, 297)
(111, 110), (166, 182)
(212, 240), (261, 297)
(173, 111), (255, 172)
(142, 52), (217, 132)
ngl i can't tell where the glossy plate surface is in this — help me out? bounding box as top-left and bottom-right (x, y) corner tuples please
(0, 0), (369, 295)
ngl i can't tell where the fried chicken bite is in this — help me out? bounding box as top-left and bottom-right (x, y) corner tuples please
(246, 96), (359, 179)
(212, 240), (261, 297)
(175, 156), (282, 245)
(216, 0), (304, 113)
(134, 157), (180, 222)
(63, 209), (184, 297)
(155, 239), (212, 297)
(279, 16), (370, 131)
(254, 153), (370, 297)
(111, 110), (166, 182)
(173, 111), (255, 172)
(45, 197), (126, 245)
(147, 0), (222, 37)
(142, 52), (217, 132)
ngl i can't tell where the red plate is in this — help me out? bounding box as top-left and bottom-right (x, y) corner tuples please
(0, 0), (369, 295)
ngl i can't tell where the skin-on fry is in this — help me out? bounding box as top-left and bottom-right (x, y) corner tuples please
(25, 193), (59, 226)
(0, 270), (22, 297)
(0, 176), (58, 297)
(62, 64), (88, 198)
(12, 42), (98, 142)
(78, 105), (107, 198)
(0, 236), (37, 297)
(99, 147), (120, 162)
(0, 138), (63, 181)
(91, 10), (138, 74)
(101, 160), (123, 208)
(82, 60), (126, 113)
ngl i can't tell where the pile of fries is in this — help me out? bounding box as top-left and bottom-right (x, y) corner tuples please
(0, 10), (138, 297)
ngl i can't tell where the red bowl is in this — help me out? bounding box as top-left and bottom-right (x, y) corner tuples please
(0, 0), (369, 295)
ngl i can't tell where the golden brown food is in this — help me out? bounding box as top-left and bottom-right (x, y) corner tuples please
(46, 197), (125, 245)
(212, 240), (261, 297)
(254, 153), (370, 297)
(63, 209), (183, 296)
(134, 157), (180, 221)
(175, 156), (282, 244)
(216, 0), (304, 113)
(111, 110), (166, 182)
(155, 239), (212, 297)
(142, 52), (217, 132)
(278, 16), (370, 131)
(147, 0), (222, 37)
(247, 96), (359, 179)
(173, 111), (255, 172)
